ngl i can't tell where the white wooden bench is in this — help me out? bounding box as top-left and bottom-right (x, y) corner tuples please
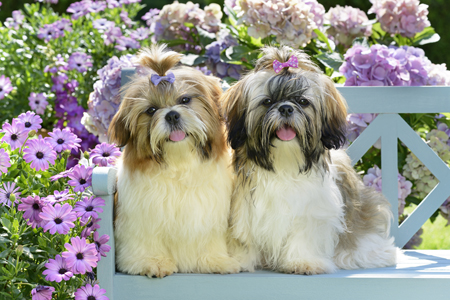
(92, 69), (450, 299)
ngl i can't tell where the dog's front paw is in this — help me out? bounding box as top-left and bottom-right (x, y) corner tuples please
(198, 255), (241, 274)
(140, 257), (178, 278)
(280, 258), (336, 275)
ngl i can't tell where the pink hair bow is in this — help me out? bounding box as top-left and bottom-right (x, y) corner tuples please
(272, 56), (299, 73)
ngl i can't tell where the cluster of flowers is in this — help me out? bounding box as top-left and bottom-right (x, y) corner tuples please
(362, 165), (413, 217)
(325, 5), (372, 48)
(0, 111), (121, 300)
(82, 54), (136, 142)
(345, 113), (380, 148)
(340, 44), (450, 87)
(368, 0), (430, 38)
(43, 53), (99, 165)
(231, 0), (325, 48)
(37, 19), (72, 43)
(147, 1), (223, 52)
(205, 30), (242, 79)
(4, 9), (25, 30)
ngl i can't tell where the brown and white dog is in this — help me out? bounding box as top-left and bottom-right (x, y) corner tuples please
(108, 45), (240, 278)
(222, 46), (397, 275)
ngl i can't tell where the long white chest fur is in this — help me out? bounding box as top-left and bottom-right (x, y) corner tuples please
(114, 152), (235, 274)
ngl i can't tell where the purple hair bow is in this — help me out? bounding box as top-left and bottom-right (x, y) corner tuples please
(272, 56), (299, 73)
(151, 72), (175, 86)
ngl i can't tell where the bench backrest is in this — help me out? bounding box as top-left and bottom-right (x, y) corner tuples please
(120, 68), (450, 248)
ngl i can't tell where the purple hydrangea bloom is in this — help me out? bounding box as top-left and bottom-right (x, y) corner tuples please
(45, 128), (82, 153)
(93, 231), (111, 261)
(74, 196), (105, 222)
(23, 138), (57, 171)
(68, 165), (93, 192)
(0, 75), (13, 100)
(28, 92), (49, 114)
(363, 165), (412, 216)
(31, 285), (55, 300)
(0, 149), (10, 175)
(18, 195), (46, 228)
(340, 44), (433, 87)
(369, 0), (430, 38)
(84, 54), (136, 141)
(1, 119), (28, 150)
(205, 32), (242, 79)
(74, 284), (108, 300)
(90, 142), (121, 166)
(40, 203), (77, 234)
(68, 52), (93, 73)
(62, 237), (98, 274)
(0, 182), (21, 206)
(42, 255), (73, 282)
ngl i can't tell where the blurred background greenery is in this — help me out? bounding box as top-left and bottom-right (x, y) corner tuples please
(1, 0), (449, 66)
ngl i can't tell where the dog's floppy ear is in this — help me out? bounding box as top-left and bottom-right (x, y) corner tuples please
(221, 80), (247, 150)
(320, 75), (348, 150)
(108, 100), (131, 147)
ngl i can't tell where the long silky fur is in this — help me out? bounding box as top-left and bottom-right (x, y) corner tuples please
(108, 44), (240, 277)
(222, 45), (397, 275)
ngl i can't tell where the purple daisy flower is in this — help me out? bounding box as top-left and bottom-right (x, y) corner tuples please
(120, 10), (133, 27)
(23, 138), (57, 171)
(1, 119), (28, 150)
(115, 36), (140, 51)
(74, 196), (105, 222)
(31, 285), (55, 300)
(93, 231), (111, 261)
(0, 182), (21, 206)
(42, 254), (73, 282)
(0, 148), (11, 174)
(104, 26), (122, 45)
(62, 236), (98, 274)
(67, 1), (89, 20)
(17, 111), (43, 131)
(44, 189), (74, 204)
(37, 24), (58, 42)
(28, 92), (49, 115)
(90, 143), (121, 166)
(68, 165), (93, 192)
(45, 128), (81, 153)
(93, 18), (114, 31)
(40, 203), (77, 234)
(0, 75), (13, 99)
(89, 1), (107, 13)
(50, 168), (73, 181)
(74, 283), (108, 300)
(68, 52), (93, 73)
(18, 195), (46, 228)
(130, 27), (149, 40)
(81, 217), (101, 238)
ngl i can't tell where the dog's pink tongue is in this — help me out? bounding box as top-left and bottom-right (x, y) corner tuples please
(276, 126), (296, 141)
(169, 130), (186, 142)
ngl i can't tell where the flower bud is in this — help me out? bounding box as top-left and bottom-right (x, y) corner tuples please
(16, 245), (23, 257)
(84, 151), (90, 160)
(28, 130), (36, 137)
(9, 193), (16, 203)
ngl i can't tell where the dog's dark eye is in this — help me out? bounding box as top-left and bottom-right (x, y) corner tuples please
(296, 97), (310, 107)
(180, 97), (191, 104)
(263, 98), (272, 106)
(146, 107), (157, 115)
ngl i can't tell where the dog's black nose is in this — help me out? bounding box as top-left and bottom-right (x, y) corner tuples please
(165, 111), (180, 125)
(278, 105), (294, 117)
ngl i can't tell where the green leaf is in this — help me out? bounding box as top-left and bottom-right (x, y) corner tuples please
(313, 29), (333, 52)
(196, 27), (216, 47)
(180, 54), (208, 66)
(315, 52), (344, 71)
(0, 249), (10, 259)
(352, 37), (370, 49)
(412, 27), (440, 46)
(224, 46), (252, 61)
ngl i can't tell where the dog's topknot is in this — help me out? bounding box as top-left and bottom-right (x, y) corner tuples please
(135, 44), (183, 76)
(254, 45), (321, 74)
